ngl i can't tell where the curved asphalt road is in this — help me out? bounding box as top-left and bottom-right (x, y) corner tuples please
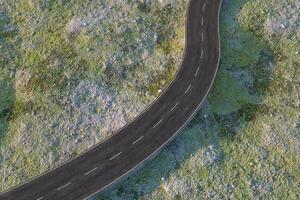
(1, 0), (222, 199)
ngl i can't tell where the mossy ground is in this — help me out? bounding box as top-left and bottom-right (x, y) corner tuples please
(0, 0), (187, 190)
(0, 0), (299, 199)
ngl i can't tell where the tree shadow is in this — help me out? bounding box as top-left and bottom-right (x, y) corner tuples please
(0, 80), (15, 142)
(0, 10), (17, 162)
(95, 0), (275, 199)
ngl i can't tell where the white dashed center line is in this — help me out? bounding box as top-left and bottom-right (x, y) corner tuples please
(195, 67), (200, 77)
(84, 167), (98, 176)
(203, 2), (206, 11)
(57, 182), (72, 191)
(109, 152), (122, 161)
(36, 197), (44, 200)
(201, 49), (204, 59)
(132, 136), (144, 145)
(153, 119), (163, 128)
(202, 32), (204, 42)
(185, 84), (192, 94)
(201, 17), (204, 26)
(170, 102), (179, 112)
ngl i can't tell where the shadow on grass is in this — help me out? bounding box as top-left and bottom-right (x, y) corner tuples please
(95, 0), (274, 199)
(0, 11), (17, 162)
(0, 80), (15, 159)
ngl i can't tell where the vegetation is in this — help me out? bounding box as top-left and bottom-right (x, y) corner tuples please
(0, 0), (299, 199)
(0, 0), (187, 190)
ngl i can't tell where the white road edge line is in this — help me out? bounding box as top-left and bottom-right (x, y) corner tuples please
(153, 119), (163, 128)
(185, 84), (192, 94)
(81, 0), (223, 199)
(0, 0), (223, 199)
(201, 49), (204, 59)
(57, 182), (72, 191)
(36, 197), (44, 200)
(195, 67), (200, 77)
(170, 102), (179, 112)
(84, 167), (98, 176)
(109, 152), (122, 161)
(132, 136), (144, 145)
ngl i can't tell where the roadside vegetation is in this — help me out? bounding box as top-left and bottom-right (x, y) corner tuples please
(0, 0), (187, 190)
(0, 0), (299, 199)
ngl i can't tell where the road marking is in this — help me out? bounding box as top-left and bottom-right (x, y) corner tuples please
(201, 49), (204, 59)
(170, 102), (179, 112)
(132, 136), (144, 145)
(203, 2), (206, 12)
(195, 67), (200, 77)
(185, 84), (192, 94)
(84, 167), (98, 176)
(153, 119), (163, 128)
(201, 17), (204, 26)
(57, 182), (72, 191)
(202, 32), (204, 42)
(109, 152), (122, 160)
(36, 197), (44, 200)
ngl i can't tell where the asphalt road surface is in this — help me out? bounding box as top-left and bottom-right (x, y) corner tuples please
(0, 0), (222, 199)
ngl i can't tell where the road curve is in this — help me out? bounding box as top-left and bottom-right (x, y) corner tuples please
(1, 0), (222, 199)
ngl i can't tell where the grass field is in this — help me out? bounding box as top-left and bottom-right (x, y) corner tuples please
(0, 0), (299, 199)
(0, 0), (187, 190)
